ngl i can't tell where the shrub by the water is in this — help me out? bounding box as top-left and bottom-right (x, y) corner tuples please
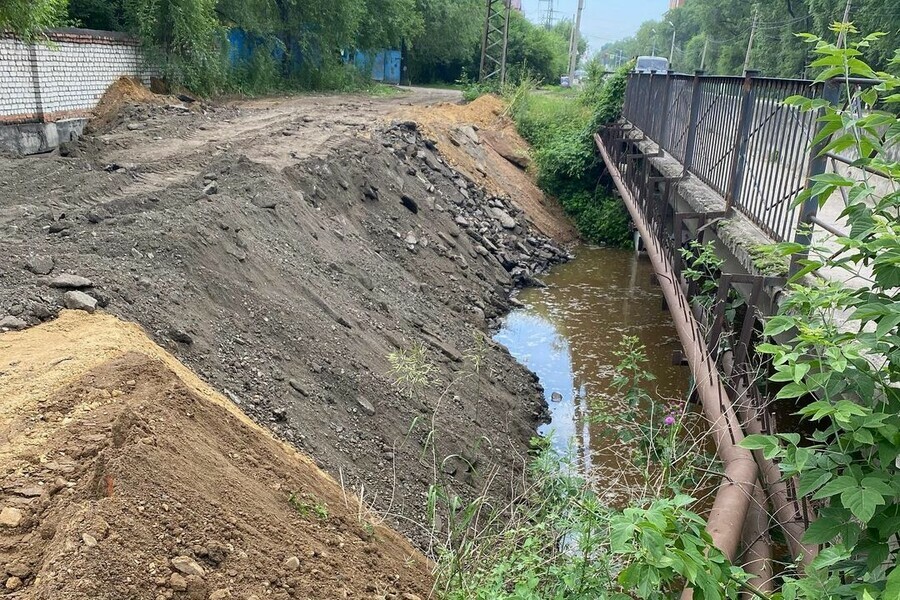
(508, 64), (633, 247)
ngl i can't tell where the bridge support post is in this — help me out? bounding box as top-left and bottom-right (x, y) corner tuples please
(791, 78), (842, 273)
(681, 70), (704, 177)
(724, 70), (758, 216)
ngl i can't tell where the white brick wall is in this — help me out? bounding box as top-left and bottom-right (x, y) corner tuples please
(0, 38), (40, 121)
(0, 30), (151, 124)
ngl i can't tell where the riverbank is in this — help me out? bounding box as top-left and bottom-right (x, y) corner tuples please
(0, 85), (579, 596)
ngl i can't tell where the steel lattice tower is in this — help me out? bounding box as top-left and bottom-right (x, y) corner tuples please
(479, 0), (511, 83)
(538, 0), (557, 27)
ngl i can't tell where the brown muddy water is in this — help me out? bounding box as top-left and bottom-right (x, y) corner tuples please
(495, 245), (690, 500)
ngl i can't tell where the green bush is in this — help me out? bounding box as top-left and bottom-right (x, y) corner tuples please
(0, 0), (68, 39)
(507, 64), (633, 248)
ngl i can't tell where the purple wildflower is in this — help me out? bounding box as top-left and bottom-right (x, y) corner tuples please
(664, 415), (676, 426)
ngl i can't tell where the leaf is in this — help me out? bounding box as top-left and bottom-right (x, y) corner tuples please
(810, 172), (856, 187)
(778, 432), (802, 446)
(876, 312), (900, 338)
(802, 516), (844, 544)
(840, 486), (884, 523)
(853, 428), (874, 445)
(860, 476), (894, 496)
(796, 400), (835, 421)
(798, 470), (832, 497)
(885, 564), (900, 600)
(740, 434), (778, 453)
(776, 382), (808, 400)
(764, 316), (795, 336)
(810, 545), (851, 570)
(812, 475), (856, 500)
(792, 363), (810, 384)
(788, 260), (822, 282)
(609, 521), (635, 553)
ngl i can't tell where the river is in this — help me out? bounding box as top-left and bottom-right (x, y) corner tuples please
(494, 245), (690, 501)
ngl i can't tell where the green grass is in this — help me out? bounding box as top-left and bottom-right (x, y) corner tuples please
(539, 85), (579, 98)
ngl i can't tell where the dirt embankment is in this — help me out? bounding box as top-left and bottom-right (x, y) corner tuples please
(0, 83), (576, 597)
(0, 312), (432, 600)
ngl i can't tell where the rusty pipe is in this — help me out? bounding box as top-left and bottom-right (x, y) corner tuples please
(723, 351), (817, 566)
(596, 133), (758, 563)
(740, 482), (774, 597)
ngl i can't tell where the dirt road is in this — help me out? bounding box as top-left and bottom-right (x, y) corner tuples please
(0, 83), (574, 564)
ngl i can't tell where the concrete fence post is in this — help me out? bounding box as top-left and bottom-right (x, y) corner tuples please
(27, 43), (46, 123)
(724, 70), (759, 215)
(682, 70), (704, 176)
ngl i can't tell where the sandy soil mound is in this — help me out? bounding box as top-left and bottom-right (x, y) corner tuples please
(0, 311), (432, 600)
(88, 77), (174, 134)
(408, 95), (577, 243)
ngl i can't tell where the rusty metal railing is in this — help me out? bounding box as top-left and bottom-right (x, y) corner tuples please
(622, 70), (824, 243)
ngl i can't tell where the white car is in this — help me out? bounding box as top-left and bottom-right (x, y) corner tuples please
(634, 56), (669, 74)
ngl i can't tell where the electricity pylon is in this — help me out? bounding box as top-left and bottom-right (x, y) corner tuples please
(479, 0), (511, 83)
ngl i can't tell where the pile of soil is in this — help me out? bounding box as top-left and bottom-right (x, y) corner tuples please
(0, 311), (433, 599)
(88, 78), (175, 134)
(0, 88), (571, 556)
(408, 95), (577, 243)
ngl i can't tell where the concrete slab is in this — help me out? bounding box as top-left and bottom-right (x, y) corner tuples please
(0, 118), (88, 156)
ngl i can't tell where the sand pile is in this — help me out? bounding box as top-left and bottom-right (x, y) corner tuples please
(0, 311), (433, 600)
(88, 77), (177, 133)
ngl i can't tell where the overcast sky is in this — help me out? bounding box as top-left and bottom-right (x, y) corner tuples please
(520, 0), (669, 51)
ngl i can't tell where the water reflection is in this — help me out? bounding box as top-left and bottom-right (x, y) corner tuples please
(494, 245), (689, 497)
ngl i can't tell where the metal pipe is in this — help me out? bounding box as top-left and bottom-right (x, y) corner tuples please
(809, 214), (849, 238)
(722, 350), (817, 566)
(823, 150), (890, 178)
(740, 483), (774, 597)
(595, 133), (758, 564)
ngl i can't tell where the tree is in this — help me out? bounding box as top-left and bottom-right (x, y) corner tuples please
(67, 0), (125, 30)
(602, 0), (900, 76)
(0, 0), (68, 37)
(357, 0), (423, 51)
(505, 10), (570, 83)
(405, 0), (482, 82)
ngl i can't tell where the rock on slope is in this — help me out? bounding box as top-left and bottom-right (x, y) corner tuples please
(0, 311), (433, 600)
(0, 110), (570, 548)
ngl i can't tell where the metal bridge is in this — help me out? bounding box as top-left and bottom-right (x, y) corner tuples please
(593, 70), (888, 592)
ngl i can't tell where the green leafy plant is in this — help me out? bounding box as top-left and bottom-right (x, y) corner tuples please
(434, 334), (748, 599)
(288, 492), (329, 521)
(507, 63), (634, 247)
(736, 25), (900, 600)
(0, 0), (68, 38)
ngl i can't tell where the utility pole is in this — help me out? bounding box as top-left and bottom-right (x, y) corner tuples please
(568, 0), (585, 83)
(836, 0), (852, 48)
(668, 21), (676, 68)
(700, 37), (709, 70)
(743, 8), (758, 74)
(539, 0), (557, 28)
